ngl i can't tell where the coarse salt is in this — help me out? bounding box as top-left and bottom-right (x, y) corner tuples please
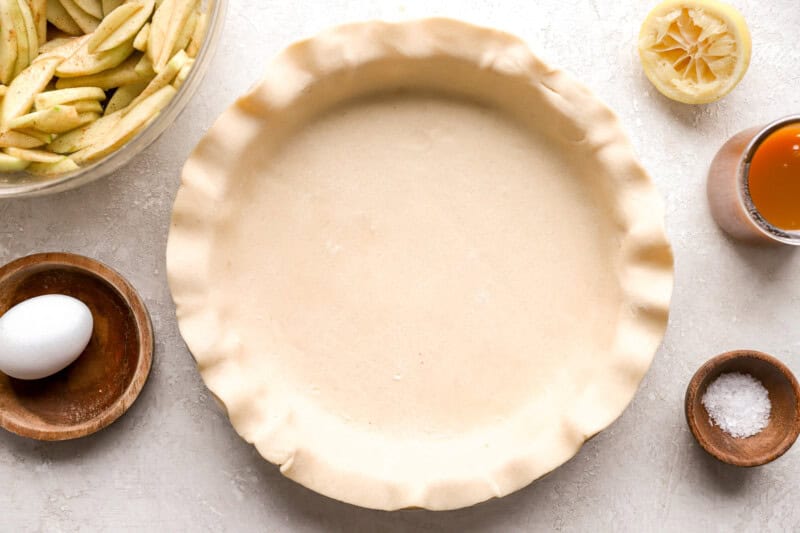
(701, 372), (771, 439)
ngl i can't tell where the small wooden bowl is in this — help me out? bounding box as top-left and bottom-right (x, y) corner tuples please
(0, 253), (153, 441)
(685, 350), (800, 467)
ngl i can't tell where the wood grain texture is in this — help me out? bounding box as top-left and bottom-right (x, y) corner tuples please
(685, 350), (800, 467)
(0, 252), (153, 441)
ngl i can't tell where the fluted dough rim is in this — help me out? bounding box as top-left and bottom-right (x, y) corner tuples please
(167, 18), (674, 511)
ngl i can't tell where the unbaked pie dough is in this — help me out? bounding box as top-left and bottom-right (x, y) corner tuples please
(167, 19), (673, 511)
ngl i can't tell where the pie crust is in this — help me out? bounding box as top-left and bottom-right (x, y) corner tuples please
(167, 19), (673, 511)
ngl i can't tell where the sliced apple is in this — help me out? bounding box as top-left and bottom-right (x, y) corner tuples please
(0, 0), (19, 84)
(186, 10), (206, 57)
(15, 128), (54, 143)
(0, 129), (46, 148)
(48, 108), (121, 153)
(69, 99), (103, 113)
(56, 39), (134, 77)
(0, 152), (30, 171)
(104, 81), (145, 115)
(28, 156), (79, 175)
(170, 8), (196, 59)
(72, 84), (174, 163)
(91, 0), (154, 53)
(46, 0), (82, 35)
(8, 104), (82, 132)
(73, 0), (102, 19)
(36, 35), (89, 62)
(35, 86), (106, 109)
(87, 2), (143, 52)
(58, 0), (100, 34)
(5, 145), (68, 163)
(39, 36), (78, 54)
(133, 22), (150, 52)
(172, 58), (193, 89)
(101, 0), (123, 16)
(29, 0), (47, 45)
(55, 54), (151, 89)
(134, 53), (154, 77)
(126, 49), (185, 112)
(16, 0), (40, 72)
(146, 0), (173, 65)
(1, 56), (60, 127)
(0, 85), (6, 97)
(75, 110), (100, 126)
(10, 0), (31, 78)
(156, 0), (196, 70)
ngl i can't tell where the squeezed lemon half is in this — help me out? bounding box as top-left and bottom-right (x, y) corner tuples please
(638, 0), (751, 104)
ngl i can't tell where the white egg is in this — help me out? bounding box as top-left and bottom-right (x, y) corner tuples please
(0, 295), (94, 380)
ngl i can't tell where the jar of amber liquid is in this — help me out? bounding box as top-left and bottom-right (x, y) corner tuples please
(708, 116), (800, 245)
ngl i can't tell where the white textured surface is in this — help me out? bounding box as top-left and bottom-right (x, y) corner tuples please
(0, 0), (798, 530)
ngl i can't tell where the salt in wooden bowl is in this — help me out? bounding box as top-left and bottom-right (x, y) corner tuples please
(685, 350), (800, 467)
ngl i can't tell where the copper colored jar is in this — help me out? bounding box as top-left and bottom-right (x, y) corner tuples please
(707, 115), (800, 245)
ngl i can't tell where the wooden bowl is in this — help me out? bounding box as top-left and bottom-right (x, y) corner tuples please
(685, 350), (800, 466)
(0, 253), (153, 441)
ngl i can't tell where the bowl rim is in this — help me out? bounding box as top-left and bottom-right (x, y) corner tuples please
(0, 252), (153, 441)
(685, 349), (800, 467)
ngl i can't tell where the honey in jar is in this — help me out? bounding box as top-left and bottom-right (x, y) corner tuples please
(747, 123), (800, 230)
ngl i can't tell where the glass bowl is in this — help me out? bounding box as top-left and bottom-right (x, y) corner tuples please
(0, 0), (227, 198)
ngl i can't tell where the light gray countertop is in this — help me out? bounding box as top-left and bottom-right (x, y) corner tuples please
(2, 1), (799, 531)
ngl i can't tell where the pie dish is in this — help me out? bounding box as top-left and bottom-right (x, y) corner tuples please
(167, 18), (673, 510)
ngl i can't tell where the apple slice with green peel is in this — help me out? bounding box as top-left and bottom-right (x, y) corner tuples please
(126, 49), (185, 112)
(58, 0), (100, 34)
(28, 156), (79, 175)
(16, 0), (40, 72)
(104, 81), (145, 115)
(0, 152), (30, 171)
(30, 0), (47, 45)
(4, 146), (69, 163)
(0, 129), (46, 148)
(46, 0), (82, 35)
(146, 0), (174, 66)
(87, 2), (144, 52)
(0, 0), (19, 84)
(35, 87), (106, 109)
(55, 54), (152, 89)
(186, 11), (207, 57)
(73, 0), (102, 19)
(10, 0), (32, 78)
(15, 128), (54, 144)
(20, 1), (41, 64)
(91, 0), (154, 53)
(156, 0), (196, 71)
(72, 84), (174, 163)
(56, 40), (135, 77)
(133, 22), (150, 52)
(8, 104), (82, 132)
(101, 0), (123, 16)
(1, 57), (60, 128)
(48, 109), (121, 153)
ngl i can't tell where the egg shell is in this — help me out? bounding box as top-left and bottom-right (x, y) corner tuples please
(0, 295), (94, 380)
